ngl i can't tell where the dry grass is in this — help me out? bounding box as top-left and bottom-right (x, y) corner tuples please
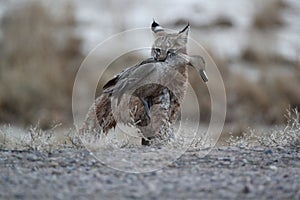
(228, 108), (300, 149)
(252, 0), (287, 29)
(0, 1), (83, 128)
(225, 72), (300, 125)
(0, 123), (83, 152)
(184, 46), (300, 126)
(0, 0), (299, 132)
(1, 108), (298, 152)
(241, 47), (298, 66)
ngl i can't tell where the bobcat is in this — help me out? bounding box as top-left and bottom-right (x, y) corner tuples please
(80, 20), (208, 145)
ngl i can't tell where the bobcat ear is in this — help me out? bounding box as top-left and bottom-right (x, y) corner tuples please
(178, 23), (190, 36)
(151, 20), (164, 36)
(177, 23), (189, 45)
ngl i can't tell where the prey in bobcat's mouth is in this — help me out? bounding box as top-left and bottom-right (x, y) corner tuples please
(80, 20), (208, 146)
(151, 20), (208, 82)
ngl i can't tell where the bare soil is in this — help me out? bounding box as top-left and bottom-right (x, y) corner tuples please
(0, 146), (299, 200)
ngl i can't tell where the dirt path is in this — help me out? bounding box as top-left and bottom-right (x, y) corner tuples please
(0, 146), (299, 200)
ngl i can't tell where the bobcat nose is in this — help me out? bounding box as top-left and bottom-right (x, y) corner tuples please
(156, 55), (167, 61)
(154, 51), (168, 61)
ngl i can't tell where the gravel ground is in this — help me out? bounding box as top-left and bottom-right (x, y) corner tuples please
(0, 146), (299, 200)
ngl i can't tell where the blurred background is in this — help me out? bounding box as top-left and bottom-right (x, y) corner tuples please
(0, 0), (299, 133)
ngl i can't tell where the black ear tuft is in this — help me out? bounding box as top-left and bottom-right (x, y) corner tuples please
(179, 22), (190, 34)
(151, 19), (160, 29)
(151, 19), (164, 33)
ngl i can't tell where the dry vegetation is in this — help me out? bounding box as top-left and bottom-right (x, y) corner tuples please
(210, 0), (299, 126)
(0, 0), (299, 139)
(170, 0), (300, 128)
(0, 2), (298, 199)
(0, 123), (82, 152)
(0, 108), (299, 152)
(0, 1), (83, 128)
(228, 108), (300, 149)
(252, 0), (287, 29)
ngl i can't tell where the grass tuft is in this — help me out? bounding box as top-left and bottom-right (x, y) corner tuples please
(228, 108), (300, 149)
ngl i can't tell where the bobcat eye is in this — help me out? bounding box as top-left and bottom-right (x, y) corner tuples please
(155, 48), (161, 54)
(167, 49), (176, 55)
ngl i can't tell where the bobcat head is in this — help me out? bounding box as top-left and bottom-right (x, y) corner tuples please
(151, 20), (189, 61)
